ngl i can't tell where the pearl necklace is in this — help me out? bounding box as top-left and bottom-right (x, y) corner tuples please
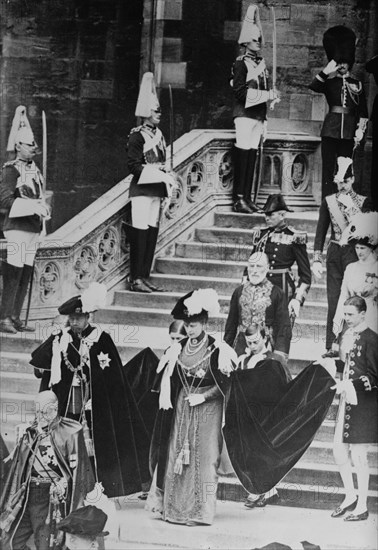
(185, 335), (207, 356)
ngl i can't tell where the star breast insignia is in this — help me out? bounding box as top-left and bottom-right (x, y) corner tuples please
(97, 352), (111, 369)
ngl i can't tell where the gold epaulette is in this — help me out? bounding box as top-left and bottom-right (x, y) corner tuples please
(2, 159), (18, 168)
(128, 125), (143, 136)
(288, 227), (308, 244)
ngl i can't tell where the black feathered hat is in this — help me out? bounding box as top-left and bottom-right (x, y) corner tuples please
(171, 289), (220, 322)
(262, 194), (292, 214)
(58, 282), (107, 315)
(323, 26), (356, 68)
(58, 506), (109, 537)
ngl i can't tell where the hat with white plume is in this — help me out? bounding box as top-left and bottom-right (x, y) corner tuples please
(135, 72), (160, 118)
(171, 289), (220, 321)
(7, 105), (35, 152)
(334, 156), (354, 183)
(238, 4), (264, 45)
(339, 212), (378, 248)
(58, 282), (107, 315)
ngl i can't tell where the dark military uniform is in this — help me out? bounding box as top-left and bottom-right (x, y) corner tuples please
(232, 52), (271, 122)
(336, 326), (378, 443)
(309, 71), (368, 197)
(243, 223), (312, 304)
(314, 191), (371, 349)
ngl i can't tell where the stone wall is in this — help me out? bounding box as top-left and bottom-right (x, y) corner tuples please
(1, 0), (376, 231)
(0, 0), (144, 230)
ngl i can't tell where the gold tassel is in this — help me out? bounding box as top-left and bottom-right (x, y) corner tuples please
(182, 440), (190, 465)
(174, 450), (184, 475)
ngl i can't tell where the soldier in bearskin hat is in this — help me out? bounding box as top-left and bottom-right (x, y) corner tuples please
(126, 72), (175, 293)
(0, 106), (50, 333)
(241, 194), (312, 320)
(309, 26), (369, 198)
(312, 157), (372, 352)
(230, 4), (279, 213)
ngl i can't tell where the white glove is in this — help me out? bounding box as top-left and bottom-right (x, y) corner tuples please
(288, 298), (300, 318)
(323, 59), (338, 75)
(312, 261), (323, 279)
(34, 201), (50, 218)
(354, 128), (364, 143)
(185, 394), (205, 407)
(331, 379), (358, 405)
(85, 398), (92, 411)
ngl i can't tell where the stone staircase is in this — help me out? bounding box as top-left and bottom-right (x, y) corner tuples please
(1, 210), (377, 511)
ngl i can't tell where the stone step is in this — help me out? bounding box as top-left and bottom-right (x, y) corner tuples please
(155, 257), (326, 284)
(0, 371), (40, 394)
(284, 461), (377, 491)
(214, 211), (320, 232)
(113, 290), (327, 321)
(148, 273), (327, 304)
(301, 440), (378, 467)
(195, 227), (316, 247)
(175, 241), (317, 264)
(217, 477), (378, 512)
(95, 304), (326, 340)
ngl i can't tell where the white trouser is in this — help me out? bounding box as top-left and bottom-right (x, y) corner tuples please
(4, 230), (40, 267)
(234, 117), (264, 150)
(131, 196), (161, 230)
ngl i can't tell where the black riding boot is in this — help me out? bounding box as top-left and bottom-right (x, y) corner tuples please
(11, 264), (35, 332)
(233, 148), (254, 214)
(0, 263), (23, 333)
(244, 148), (259, 212)
(128, 226), (152, 293)
(142, 226), (165, 292)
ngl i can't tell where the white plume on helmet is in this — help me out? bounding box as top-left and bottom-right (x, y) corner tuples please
(81, 282), (107, 313)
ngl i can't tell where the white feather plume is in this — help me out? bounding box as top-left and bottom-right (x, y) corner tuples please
(184, 288), (220, 317)
(339, 212), (378, 247)
(81, 282), (107, 313)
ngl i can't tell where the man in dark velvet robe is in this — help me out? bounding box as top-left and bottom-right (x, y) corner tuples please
(30, 287), (157, 499)
(223, 325), (336, 501)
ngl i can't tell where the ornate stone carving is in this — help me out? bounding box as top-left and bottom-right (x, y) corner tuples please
(187, 161), (205, 202)
(219, 151), (233, 190)
(98, 226), (119, 271)
(39, 262), (61, 303)
(74, 245), (98, 288)
(290, 154), (308, 192)
(166, 175), (185, 219)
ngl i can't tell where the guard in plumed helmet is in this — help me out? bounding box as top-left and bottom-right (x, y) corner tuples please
(309, 26), (369, 198)
(312, 157), (372, 352)
(0, 106), (50, 334)
(126, 72), (176, 293)
(241, 194), (312, 320)
(29, 283), (154, 499)
(230, 4), (279, 214)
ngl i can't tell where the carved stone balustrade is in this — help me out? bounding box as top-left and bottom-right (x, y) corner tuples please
(25, 128), (320, 319)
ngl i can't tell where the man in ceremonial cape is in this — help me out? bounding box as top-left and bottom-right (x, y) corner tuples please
(30, 283), (154, 498)
(0, 391), (94, 550)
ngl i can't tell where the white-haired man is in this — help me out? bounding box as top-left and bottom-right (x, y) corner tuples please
(224, 252), (292, 372)
(0, 391), (94, 550)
